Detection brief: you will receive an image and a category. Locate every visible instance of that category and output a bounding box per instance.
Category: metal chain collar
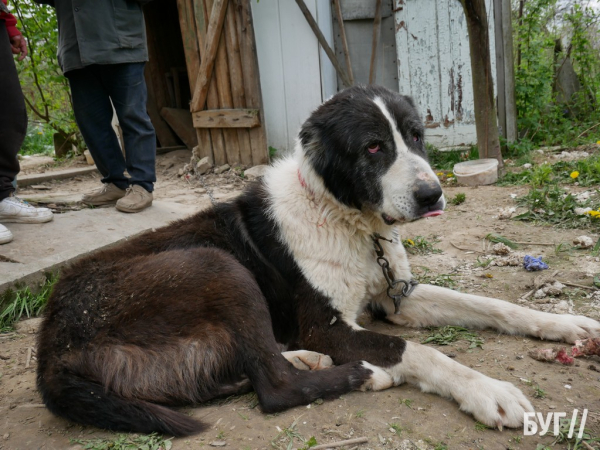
[195,171,219,207]
[371,233,418,314]
[196,169,417,314]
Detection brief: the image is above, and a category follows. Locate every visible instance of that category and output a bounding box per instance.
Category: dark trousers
[0,20,27,201]
[66,63,156,192]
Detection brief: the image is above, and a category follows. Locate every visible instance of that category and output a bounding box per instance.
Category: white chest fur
[265,156,412,325]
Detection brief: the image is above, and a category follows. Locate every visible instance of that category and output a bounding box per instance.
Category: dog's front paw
[282,350,334,371]
[535,314,600,343]
[457,376,533,429]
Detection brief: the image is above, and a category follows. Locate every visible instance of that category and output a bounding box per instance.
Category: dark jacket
[35,0,152,73]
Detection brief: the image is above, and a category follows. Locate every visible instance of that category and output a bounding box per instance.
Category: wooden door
[177,0,269,166]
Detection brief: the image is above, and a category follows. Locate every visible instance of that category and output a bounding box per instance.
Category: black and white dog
[37,85,600,436]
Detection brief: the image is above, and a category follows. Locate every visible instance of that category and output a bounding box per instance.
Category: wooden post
[369,0,382,85]
[332,0,354,85]
[459,0,503,168]
[294,0,352,88]
[494,0,516,144]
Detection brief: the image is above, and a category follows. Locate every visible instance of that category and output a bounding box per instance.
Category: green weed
[486,233,519,250]
[388,423,403,435]
[533,384,546,399]
[422,326,484,349]
[475,421,491,431]
[270,418,311,450]
[402,235,442,255]
[21,124,55,156]
[400,398,412,408]
[514,185,600,229]
[413,267,457,289]
[428,145,479,171]
[449,193,466,205]
[72,433,172,450]
[551,416,600,448]
[0,275,57,332]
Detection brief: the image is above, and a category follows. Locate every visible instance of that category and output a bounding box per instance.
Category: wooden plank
[177,0,213,160]
[160,107,199,149]
[146,71,179,147]
[190,0,229,113]
[194,0,226,165]
[193,109,260,128]
[294,0,352,88]
[224,3,253,166]
[235,0,269,165]
[206,0,240,164]
[368,0,383,85]
[333,0,354,86]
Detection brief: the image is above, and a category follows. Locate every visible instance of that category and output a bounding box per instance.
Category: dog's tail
[37,368,206,437]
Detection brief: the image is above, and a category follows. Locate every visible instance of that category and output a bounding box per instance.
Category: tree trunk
[459,0,503,168]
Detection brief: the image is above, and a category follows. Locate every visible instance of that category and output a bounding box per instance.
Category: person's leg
[0,20,26,202]
[0,21,52,235]
[103,62,156,193]
[66,66,129,191]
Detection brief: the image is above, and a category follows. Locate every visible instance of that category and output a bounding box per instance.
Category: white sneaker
[0,223,13,244]
[0,196,54,224]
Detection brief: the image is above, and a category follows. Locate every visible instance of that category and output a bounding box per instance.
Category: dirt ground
[1,151,599,450]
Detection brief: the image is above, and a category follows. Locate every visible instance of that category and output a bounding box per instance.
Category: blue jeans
[67,63,156,192]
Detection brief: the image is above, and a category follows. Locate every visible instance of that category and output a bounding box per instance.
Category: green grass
[0,275,57,332]
[449,193,466,205]
[422,326,484,349]
[500,153,600,187]
[550,416,600,449]
[402,235,442,255]
[21,124,55,156]
[413,267,457,288]
[514,185,600,229]
[72,433,172,450]
[270,418,314,450]
[428,144,479,171]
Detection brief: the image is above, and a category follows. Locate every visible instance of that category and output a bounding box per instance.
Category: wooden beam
[294,0,352,88]
[190,0,229,113]
[193,109,260,128]
[333,0,354,86]
[368,0,382,85]
[176,0,213,160]
[160,107,198,149]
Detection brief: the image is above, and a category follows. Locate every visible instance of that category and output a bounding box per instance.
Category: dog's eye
[368,144,380,154]
[413,134,420,142]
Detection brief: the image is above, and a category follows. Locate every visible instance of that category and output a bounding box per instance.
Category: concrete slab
[0,200,201,293]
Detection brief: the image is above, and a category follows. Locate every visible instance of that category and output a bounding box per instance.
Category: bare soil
[1,152,599,450]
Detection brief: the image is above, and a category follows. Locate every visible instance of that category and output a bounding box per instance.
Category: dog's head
[299,85,445,224]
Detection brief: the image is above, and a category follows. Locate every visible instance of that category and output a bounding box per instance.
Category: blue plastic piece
[523,255,549,271]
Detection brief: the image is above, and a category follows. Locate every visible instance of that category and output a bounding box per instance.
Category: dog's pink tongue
[422,210,444,218]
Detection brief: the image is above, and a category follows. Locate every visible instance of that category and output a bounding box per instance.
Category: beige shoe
[115,185,153,213]
[82,183,127,206]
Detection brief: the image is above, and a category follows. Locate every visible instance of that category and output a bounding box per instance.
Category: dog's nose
[413,179,443,207]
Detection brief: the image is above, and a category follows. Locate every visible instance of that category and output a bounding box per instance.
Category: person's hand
[10,34,28,61]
